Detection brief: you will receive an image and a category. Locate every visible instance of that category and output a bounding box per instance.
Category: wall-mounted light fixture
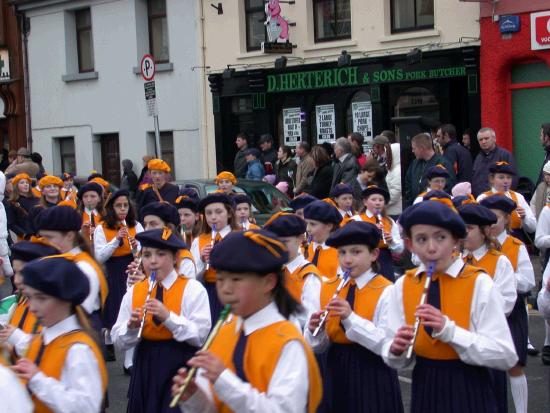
[211,3,223,14]
[338,50,351,67]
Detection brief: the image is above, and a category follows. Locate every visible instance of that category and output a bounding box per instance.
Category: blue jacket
[442,139,473,183]
[472,146,517,196]
[245,159,265,181]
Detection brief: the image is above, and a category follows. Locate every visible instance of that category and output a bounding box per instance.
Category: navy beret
[361,185,390,203]
[179,187,200,200]
[210,229,288,274]
[199,192,234,211]
[140,202,180,227]
[479,194,516,214]
[303,200,342,225]
[77,182,103,200]
[289,194,317,211]
[330,183,354,198]
[11,241,59,262]
[106,189,130,208]
[36,205,82,232]
[264,213,306,237]
[452,195,476,209]
[422,190,452,201]
[244,148,261,158]
[136,228,187,252]
[22,257,90,305]
[232,193,252,206]
[424,164,450,180]
[489,161,516,176]
[175,195,198,212]
[326,221,381,250]
[400,200,466,238]
[458,204,498,226]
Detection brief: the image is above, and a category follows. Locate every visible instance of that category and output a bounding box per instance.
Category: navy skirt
[102,254,133,329]
[488,369,508,413]
[412,356,497,413]
[127,339,198,413]
[323,343,403,413]
[377,248,395,282]
[204,281,223,324]
[508,293,528,366]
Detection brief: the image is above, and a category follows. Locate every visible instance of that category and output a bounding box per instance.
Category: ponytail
[272,270,300,319]
[74,305,101,346]
[481,225,501,252]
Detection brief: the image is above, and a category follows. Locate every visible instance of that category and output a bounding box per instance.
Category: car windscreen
[204,184,289,214]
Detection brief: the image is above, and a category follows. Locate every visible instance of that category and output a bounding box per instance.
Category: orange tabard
[102,224,137,257]
[209,317,322,413]
[131,276,188,340]
[403,265,481,360]
[321,275,391,344]
[10,296,41,334]
[306,244,339,279]
[284,263,322,304]
[483,191,521,229]
[357,213,392,249]
[501,236,522,271]
[25,330,108,413]
[463,249,501,278]
[176,248,196,277]
[73,251,109,308]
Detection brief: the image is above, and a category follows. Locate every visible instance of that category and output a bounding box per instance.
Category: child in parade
[303,200,342,279]
[60,172,78,204]
[77,182,105,243]
[191,193,238,322]
[353,185,403,282]
[0,171,13,278]
[139,159,179,207]
[306,221,403,413]
[6,173,39,241]
[481,195,536,413]
[233,194,259,230]
[94,189,143,361]
[13,256,108,413]
[476,161,536,243]
[413,164,450,204]
[534,201,550,365]
[289,193,317,220]
[330,183,355,222]
[264,212,323,330]
[383,201,518,413]
[28,175,64,235]
[171,229,322,413]
[215,171,237,194]
[111,228,211,413]
[175,195,201,246]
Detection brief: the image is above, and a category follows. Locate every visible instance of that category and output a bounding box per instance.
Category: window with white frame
[313,0,351,42]
[58,137,76,175]
[245,0,266,51]
[390,0,434,33]
[148,0,169,63]
[75,8,94,73]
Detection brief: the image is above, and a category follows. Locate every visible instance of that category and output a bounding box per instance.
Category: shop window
[390,0,434,33]
[75,8,94,73]
[245,0,266,51]
[313,0,351,42]
[346,91,372,148]
[58,137,76,175]
[395,86,439,120]
[148,0,169,63]
[160,132,174,172]
[232,96,253,114]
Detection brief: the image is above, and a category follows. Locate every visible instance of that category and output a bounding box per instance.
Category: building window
[75,8,94,72]
[245,0,266,51]
[160,132,174,172]
[148,0,169,63]
[313,0,351,42]
[59,137,76,175]
[390,0,434,33]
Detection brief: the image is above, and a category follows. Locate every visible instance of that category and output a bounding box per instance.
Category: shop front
[209,46,480,173]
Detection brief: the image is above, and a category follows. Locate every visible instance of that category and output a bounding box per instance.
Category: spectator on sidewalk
[348,132,367,168]
[233,132,249,179]
[259,133,277,172]
[531,160,550,219]
[537,123,550,185]
[4,148,39,179]
[436,123,473,183]
[120,159,138,197]
[331,137,359,188]
[274,145,297,185]
[308,145,333,199]
[244,148,265,181]
[294,141,315,195]
[137,155,153,186]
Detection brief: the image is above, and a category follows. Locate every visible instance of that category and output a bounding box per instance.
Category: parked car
[173,179,290,225]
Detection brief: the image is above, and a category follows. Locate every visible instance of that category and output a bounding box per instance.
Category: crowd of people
[0,123,548,413]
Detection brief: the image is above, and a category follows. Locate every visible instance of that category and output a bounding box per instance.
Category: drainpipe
[17,10,32,150]
[198,0,211,177]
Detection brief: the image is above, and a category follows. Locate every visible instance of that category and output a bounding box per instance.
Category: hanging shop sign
[283,107,302,147]
[352,101,373,142]
[531,11,550,50]
[316,104,336,144]
[267,65,467,93]
[262,0,293,54]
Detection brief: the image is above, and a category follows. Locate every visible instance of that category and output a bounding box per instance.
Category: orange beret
[215,171,237,185]
[58,199,78,209]
[12,173,31,186]
[147,158,171,173]
[38,175,64,190]
[90,177,110,190]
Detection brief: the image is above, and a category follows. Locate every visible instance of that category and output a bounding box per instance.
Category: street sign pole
[153,114,161,158]
[141,54,161,157]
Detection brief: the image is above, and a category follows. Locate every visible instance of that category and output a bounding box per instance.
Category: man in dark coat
[537,122,550,185]
[436,123,473,183]
[233,132,250,179]
[331,137,360,188]
[259,134,277,174]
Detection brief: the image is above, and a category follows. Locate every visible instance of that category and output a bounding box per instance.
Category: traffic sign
[140,54,156,81]
[144,81,158,116]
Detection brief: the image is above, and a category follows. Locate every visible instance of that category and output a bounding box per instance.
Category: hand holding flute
[204,224,217,270]
[375,209,387,245]
[136,271,157,339]
[311,269,351,337]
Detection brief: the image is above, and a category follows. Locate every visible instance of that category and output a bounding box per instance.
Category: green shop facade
[209,46,481,172]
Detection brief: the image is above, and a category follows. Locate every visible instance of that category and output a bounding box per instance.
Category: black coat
[331,154,360,188]
[234,149,248,179]
[308,163,334,199]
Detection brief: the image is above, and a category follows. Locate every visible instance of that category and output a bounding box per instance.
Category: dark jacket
[404,153,456,206]
[442,139,473,183]
[6,196,39,238]
[275,158,297,184]
[261,148,278,174]
[309,163,334,199]
[234,148,248,179]
[139,182,180,208]
[472,146,517,196]
[537,146,550,185]
[331,154,360,188]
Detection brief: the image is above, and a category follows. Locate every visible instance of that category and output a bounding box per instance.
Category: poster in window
[352,101,373,142]
[316,104,336,144]
[283,108,302,147]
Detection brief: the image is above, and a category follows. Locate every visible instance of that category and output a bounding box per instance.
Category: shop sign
[352,101,373,142]
[0,50,10,81]
[531,11,550,50]
[262,0,293,54]
[500,15,520,34]
[283,107,302,146]
[316,104,336,144]
[267,65,467,93]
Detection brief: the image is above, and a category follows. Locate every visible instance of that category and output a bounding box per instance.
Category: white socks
[510,374,528,413]
[124,347,134,369]
[545,322,550,346]
[104,329,113,345]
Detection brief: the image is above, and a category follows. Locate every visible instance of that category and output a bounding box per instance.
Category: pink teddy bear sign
[265,0,290,43]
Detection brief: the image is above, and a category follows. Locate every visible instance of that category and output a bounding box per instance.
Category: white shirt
[27,315,104,413]
[477,189,537,233]
[179,256,197,279]
[535,205,550,251]
[462,245,517,316]
[93,222,144,264]
[351,210,404,253]
[538,261,550,319]
[304,268,392,356]
[180,302,310,413]
[0,365,33,413]
[496,231,536,294]
[70,247,101,314]
[284,254,321,331]
[190,225,232,280]
[381,258,518,371]
[111,269,211,349]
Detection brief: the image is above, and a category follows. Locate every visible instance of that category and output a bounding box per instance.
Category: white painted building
[15,0,207,184]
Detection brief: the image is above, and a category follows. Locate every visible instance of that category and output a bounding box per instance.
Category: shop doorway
[100,133,121,186]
